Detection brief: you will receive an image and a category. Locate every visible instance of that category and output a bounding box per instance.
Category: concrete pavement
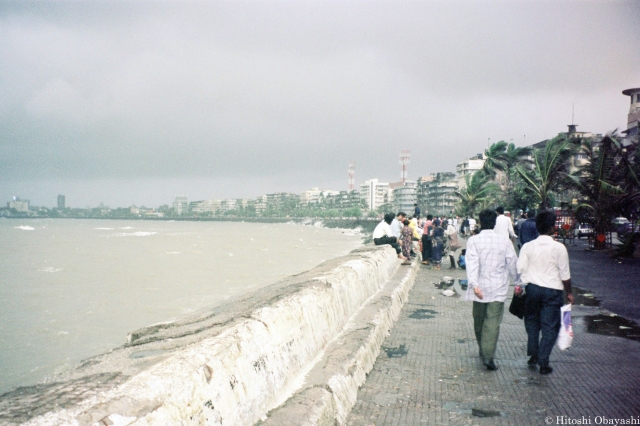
[346,252,640,425]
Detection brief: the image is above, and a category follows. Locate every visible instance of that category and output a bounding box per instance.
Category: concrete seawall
[4,246,417,426]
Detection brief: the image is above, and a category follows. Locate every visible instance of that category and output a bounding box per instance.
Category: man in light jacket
[465,209,521,371]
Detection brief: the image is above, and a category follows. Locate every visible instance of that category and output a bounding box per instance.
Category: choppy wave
[41,267,63,273]
[94,227,114,230]
[14,226,35,231]
[114,232,157,237]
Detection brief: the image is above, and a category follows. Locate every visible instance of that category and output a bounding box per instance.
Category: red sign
[563,224,571,231]
[596,234,606,243]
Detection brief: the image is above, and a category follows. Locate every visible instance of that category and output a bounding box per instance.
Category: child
[458,249,466,270]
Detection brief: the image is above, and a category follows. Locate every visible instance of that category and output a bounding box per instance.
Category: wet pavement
[346,245,640,425]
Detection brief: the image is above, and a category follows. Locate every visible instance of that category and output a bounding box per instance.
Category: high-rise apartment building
[360,179,389,211]
[426,173,458,216]
[393,181,417,214]
[57,195,65,210]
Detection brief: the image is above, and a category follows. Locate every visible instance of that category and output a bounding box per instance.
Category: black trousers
[524,284,564,368]
[374,236,401,254]
[421,235,432,261]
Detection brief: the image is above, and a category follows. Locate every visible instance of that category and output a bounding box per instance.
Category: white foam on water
[94,227,114,230]
[41,267,62,273]
[114,232,157,237]
[119,226,134,229]
[165,252,181,254]
[14,226,35,231]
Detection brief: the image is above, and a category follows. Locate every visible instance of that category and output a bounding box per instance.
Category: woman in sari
[401,219,413,264]
[431,219,444,270]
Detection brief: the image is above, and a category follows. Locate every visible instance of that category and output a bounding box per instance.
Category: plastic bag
[556,304,573,350]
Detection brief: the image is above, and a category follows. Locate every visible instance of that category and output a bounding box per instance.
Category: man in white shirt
[516,210,573,375]
[468,217,476,233]
[494,206,516,239]
[464,209,521,371]
[373,213,406,260]
[390,212,406,239]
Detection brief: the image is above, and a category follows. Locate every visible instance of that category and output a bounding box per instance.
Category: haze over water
[0,219,363,394]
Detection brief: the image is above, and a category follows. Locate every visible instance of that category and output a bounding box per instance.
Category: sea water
[0,219,363,394]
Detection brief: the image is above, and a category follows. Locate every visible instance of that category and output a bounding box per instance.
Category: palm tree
[481,141,508,179]
[515,134,580,210]
[567,134,640,250]
[454,172,500,217]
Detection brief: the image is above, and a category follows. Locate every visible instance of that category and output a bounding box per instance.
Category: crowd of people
[372,204,573,376]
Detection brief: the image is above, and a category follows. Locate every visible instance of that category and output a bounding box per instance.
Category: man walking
[465,209,520,371]
[519,210,539,247]
[494,206,517,240]
[517,210,573,375]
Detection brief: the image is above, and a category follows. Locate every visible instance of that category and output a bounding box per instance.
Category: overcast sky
[1,0,638,208]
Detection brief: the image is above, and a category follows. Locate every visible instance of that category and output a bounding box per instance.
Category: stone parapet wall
[18,246,404,426]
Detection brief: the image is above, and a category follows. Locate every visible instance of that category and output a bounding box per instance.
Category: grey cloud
[1,0,638,206]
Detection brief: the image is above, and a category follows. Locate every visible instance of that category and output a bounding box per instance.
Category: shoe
[539,366,553,375]
[527,355,537,365]
[401,260,412,265]
[483,361,498,371]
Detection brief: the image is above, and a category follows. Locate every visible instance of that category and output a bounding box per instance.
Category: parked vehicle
[612,217,630,226]
[576,223,594,239]
[618,221,639,235]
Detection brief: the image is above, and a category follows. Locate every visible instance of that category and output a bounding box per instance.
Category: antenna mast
[348,162,356,191]
[399,150,411,183]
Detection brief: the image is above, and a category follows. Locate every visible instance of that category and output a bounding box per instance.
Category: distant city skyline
[1,1,638,207]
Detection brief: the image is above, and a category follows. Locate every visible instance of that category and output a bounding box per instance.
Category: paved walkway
[346,255,640,425]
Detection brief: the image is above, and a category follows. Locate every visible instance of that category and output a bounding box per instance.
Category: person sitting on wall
[373,213,406,260]
[390,212,406,239]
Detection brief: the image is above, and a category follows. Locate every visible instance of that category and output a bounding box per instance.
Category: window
[637,94,640,103]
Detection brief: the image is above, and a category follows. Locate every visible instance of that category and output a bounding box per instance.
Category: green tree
[454,172,500,217]
[567,134,640,250]
[515,134,580,210]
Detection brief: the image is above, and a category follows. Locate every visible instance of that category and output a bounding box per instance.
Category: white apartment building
[8,198,29,212]
[172,196,189,215]
[255,195,268,214]
[300,188,323,205]
[221,199,237,211]
[191,199,222,214]
[456,154,485,189]
[360,179,389,211]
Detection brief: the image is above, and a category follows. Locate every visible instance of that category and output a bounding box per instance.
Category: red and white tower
[399,150,411,183]
[348,162,356,191]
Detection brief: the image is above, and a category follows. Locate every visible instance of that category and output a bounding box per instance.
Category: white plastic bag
[557,304,573,350]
